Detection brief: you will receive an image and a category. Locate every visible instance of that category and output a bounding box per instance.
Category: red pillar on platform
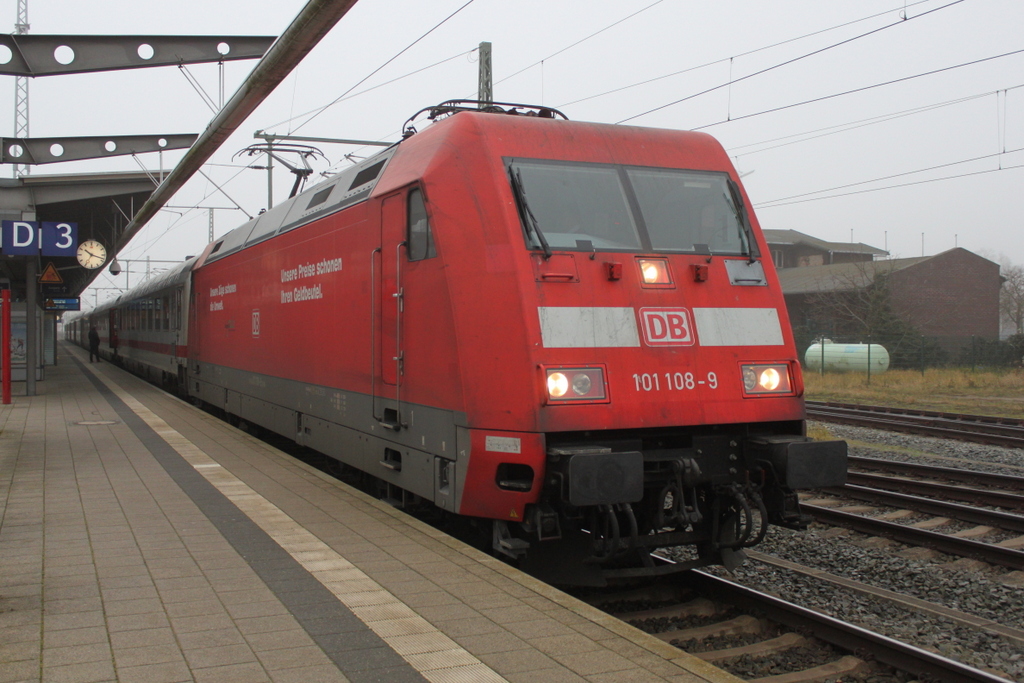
[2,288,10,405]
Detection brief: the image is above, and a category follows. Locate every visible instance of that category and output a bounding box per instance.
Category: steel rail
[802,504,1024,570]
[103,0,362,267]
[808,401,1024,427]
[849,455,1024,492]
[685,570,1010,683]
[845,470,1024,512]
[806,402,1024,449]
[820,483,1024,532]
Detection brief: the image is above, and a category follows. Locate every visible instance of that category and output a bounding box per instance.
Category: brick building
[776,248,1003,356]
[762,229,888,269]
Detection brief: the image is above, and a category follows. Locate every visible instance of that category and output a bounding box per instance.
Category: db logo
[639,308,695,346]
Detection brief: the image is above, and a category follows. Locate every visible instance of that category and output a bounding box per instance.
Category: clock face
[77,240,107,269]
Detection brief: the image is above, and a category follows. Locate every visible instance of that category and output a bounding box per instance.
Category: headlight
[743,366,757,391]
[572,373,592,395]
[637,258,672,285]
[740,363,793,396]
[547,372,570,398]
[544,366,608,403]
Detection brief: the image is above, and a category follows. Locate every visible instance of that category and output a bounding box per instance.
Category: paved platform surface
[0,344,741,683]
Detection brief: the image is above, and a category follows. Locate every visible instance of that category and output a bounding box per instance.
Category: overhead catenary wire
[129,157,264,256]
[287,48,480,175]
[693,47,1024,132]
[727,81,1024,163]
[556,0,938,110]
[756,149,1024,208]
[616,0,965,124]
[263,48,476,134]
[196,169,253,220]
[285,0,478,136]
[492,0,667,89]
[727,91,999,157]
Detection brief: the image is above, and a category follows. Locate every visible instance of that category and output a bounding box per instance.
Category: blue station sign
[44,298,81,311]
[1,221,78,256]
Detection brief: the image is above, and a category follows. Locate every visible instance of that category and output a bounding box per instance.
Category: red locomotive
[68,101,846,584]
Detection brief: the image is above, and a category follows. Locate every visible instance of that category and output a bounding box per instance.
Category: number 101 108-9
[632,372,718,392]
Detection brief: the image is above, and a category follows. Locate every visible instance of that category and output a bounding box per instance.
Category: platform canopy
[0,170,170,300]
[1,0,362,306]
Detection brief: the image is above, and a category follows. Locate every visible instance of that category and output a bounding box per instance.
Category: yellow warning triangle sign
[39,262,63,284]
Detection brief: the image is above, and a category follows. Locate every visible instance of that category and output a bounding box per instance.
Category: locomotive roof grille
[204,148,396,264]
[305,185,335,210]
[348,159,387,190]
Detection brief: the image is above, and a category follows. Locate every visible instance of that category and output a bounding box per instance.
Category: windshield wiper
[509,166,551,260]
[725,179,756,263]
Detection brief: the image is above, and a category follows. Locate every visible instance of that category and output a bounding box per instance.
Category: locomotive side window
[407,189,436,261]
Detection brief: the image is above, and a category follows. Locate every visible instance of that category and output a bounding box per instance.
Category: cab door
[376,193,406,427]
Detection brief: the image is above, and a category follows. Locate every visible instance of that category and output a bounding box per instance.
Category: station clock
[76,240,107,269]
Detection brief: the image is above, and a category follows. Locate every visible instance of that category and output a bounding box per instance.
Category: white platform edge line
[83,363,508,683]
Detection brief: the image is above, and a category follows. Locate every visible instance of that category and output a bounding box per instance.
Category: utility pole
[266,138,274,209]
[13,0,30,177]
[478,42,492,107]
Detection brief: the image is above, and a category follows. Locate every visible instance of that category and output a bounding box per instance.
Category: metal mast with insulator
[477,41,491,108]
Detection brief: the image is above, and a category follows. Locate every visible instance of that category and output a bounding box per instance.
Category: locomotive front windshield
[508,159,756,257]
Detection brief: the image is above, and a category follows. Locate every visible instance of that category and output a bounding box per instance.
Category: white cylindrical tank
[804,343,890,373]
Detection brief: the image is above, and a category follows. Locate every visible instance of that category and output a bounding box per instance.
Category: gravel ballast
[679,423,1024,679]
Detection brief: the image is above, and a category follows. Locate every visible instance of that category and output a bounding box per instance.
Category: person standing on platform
[88,325,101,363]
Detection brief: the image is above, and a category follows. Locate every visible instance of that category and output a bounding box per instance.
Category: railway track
[845,470,1024,511]
[801,503,1024,570]
[849,455,1024,492]
[689,570,1014,683]
[799,453,1024,569]
[590,568,1014,682]
[821,483,1024,531]
[806,401,1024,449]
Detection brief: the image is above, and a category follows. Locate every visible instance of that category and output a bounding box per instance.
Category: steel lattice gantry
[0,35,276,76]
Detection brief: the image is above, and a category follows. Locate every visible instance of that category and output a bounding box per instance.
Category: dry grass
[803,367,1024,418]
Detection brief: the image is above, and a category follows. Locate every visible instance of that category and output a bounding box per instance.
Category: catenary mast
[13,0,29,177]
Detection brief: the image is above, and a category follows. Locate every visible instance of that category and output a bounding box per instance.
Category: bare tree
[803,261,926,335]
[800,261,930,366]
[1001,264,1024,335]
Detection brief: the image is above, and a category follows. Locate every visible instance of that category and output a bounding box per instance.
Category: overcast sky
[2,0,1023,302]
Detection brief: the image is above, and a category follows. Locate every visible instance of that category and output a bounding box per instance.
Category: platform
[0,343,740,683]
